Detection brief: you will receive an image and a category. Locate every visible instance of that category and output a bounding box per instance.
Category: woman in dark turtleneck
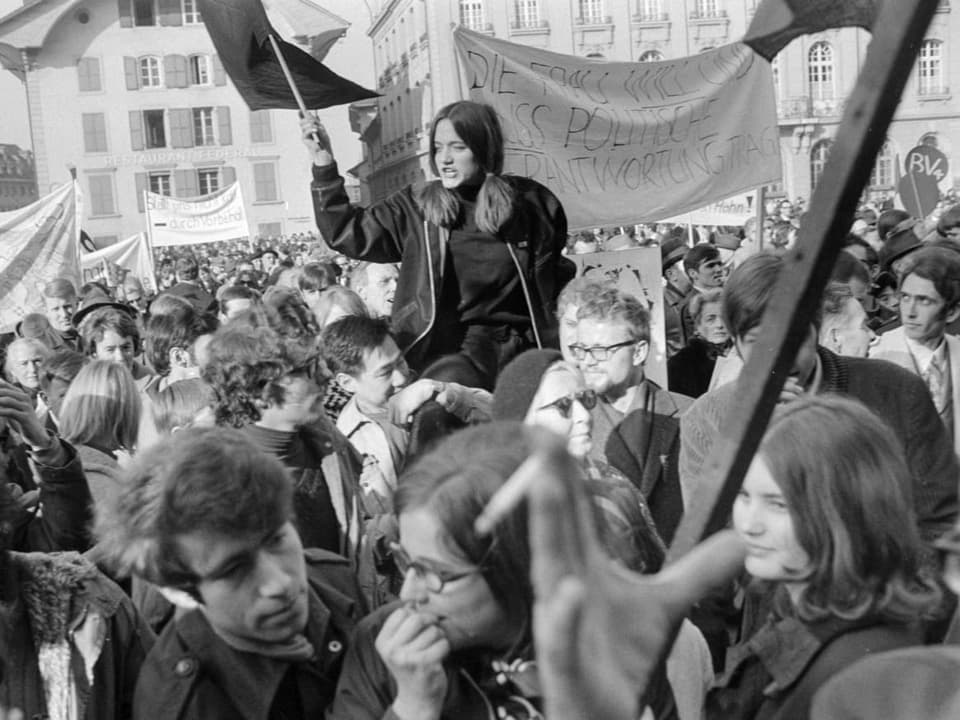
[667,289,732,398]
[304,101,574,390]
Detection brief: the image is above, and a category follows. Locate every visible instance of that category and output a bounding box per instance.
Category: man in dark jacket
[95,427,365,720]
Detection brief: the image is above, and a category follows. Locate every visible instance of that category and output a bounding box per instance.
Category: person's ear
[632,340,649,367]
[337,372,358,394]
[158,585,201,611]
[946,303,960,325]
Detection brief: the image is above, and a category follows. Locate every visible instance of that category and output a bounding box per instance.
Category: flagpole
[267,33,327,149]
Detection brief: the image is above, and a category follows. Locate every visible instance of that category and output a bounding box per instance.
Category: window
[637,0,663,21]
[250,110,273,143]
[193,107,216,146]
[869,141,894,188]
[459,0,485,30]
[918,39,944,95]
[808,42,834,100]
[810,140,832,189]
[197,168,220,195]
[695,0,719,17]
[639,50,664,62]
[88,174,115,216]
[77,57,101,92]
[579,0,604,23]
[144,109,166,148]
[182,0,201,24]
[149,171,172,196]
[189,55,209,85]
[133,0,156,26]
[252,161,279,202]
[258,222,282,238]
[139,56,162,88]
[515,0,539,27]
[82,113,108,153]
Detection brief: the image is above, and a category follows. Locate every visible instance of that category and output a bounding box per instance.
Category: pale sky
[0,0,374,167]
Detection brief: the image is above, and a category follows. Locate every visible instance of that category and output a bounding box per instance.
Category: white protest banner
[147,182,249,247]
[0,181,81,332]
[662,191,757,226]
[569,247,667,387]
[454,28,782,231]
[81,233,158,295]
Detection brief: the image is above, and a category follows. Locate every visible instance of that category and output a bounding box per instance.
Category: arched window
[460,0,485,30]
[695,0,719,18]
[810,139,832,189]
[808,42,834,100]
[638,0,663,21]
[918,39,944,95]
[138,56,161,88]
[869,141,894,188]
[639,50,664,62]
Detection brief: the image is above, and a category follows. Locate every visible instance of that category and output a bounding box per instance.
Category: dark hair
[576,283,651,344]
[759,395,942,623]
[262,286,320,341]
[683,243,720,276]
[722,253,821,339]
[175,255,199,281]
[202,325,316,427]
[899,246,960,313]
[877,209,912,242]
[299,262,340,294]
[40,348,86,386]
[95,427,292,588]
[842,235,879,267]
[79,307,141,355]
[144,304,218,376]
[322,315,394,377]
[420,101,516,234]
[938,203,960,234]
[831,251,871,286]
[396,421,535,648]
[872,270,898,295]
[218,283,262,308]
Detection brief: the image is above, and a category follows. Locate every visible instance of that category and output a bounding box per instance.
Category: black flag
[198,0,378,111]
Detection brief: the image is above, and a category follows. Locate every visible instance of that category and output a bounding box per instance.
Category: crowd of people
[2,99,960,719]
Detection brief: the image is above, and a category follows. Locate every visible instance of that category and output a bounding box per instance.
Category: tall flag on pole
[197,0,378,111]
[744,0,880,61]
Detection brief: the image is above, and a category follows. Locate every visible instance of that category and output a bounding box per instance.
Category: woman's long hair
[419,101,516,234]
[759,394,942,623]
[396,421,534,654]
[59,359,141,452]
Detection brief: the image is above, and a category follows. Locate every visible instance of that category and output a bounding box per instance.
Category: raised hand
[0,380,52,451]
[483,430,746,720]
[299,112,334,167]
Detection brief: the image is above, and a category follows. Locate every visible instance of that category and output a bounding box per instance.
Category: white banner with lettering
[146,182,249,247]
[0,181,81,332]
[81,232,158,295]
[454,28,781,231]
[662,191,757,226]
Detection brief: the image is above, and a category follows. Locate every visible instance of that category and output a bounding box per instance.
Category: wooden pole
[267,33,308,115]
[667,0,940,560]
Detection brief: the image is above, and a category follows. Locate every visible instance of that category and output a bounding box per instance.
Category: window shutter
[129,111,144,151]
[221,166,236,186]
[118,0,132,28]
[163,55,187,88]
[158,0,183,26]
[78,58,102,92]
[174,169,198,198]
[124,56,139,90]
[135,172,148,212]
[217,106,232,145]
[212,55,226,86]
[169,109,194,148]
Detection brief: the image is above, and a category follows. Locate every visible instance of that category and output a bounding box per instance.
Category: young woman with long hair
[708,394,943,719]
[302,101,574,390]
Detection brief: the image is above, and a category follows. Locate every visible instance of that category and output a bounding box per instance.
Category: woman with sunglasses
[328,421,679,720]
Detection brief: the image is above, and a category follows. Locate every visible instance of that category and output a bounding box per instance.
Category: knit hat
[660,236,687,271]
[492,349,563,421]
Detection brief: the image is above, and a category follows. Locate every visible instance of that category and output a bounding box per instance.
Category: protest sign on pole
[146,182,250,247]
[81,232,158,295]
[568,247,667,387]
[0,181,81,333]
[454,28,782,231]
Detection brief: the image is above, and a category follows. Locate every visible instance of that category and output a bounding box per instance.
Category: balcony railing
[633,12,669,22]
[575,15,613,25]
[777,96,844,120]
[689,8,728,19]
[511,18,549,30]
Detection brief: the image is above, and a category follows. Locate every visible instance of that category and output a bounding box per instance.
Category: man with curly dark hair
[201,324,365,559]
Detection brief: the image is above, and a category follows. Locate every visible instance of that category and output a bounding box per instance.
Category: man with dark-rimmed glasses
[571,282,693,542]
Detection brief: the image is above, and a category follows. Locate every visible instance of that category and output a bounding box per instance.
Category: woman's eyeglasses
[537,389,598,418]
[389,542,484,593]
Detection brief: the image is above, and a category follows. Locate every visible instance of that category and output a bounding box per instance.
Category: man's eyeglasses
[538,389,598,418]
[568,340,636,362]
[389,542,485,593]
